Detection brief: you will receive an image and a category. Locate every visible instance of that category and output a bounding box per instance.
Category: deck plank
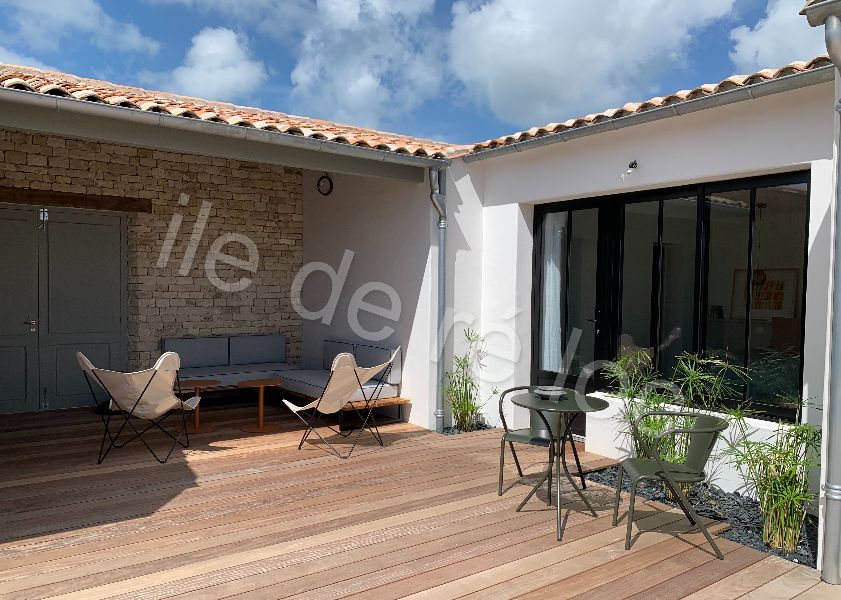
[0,405,822,600]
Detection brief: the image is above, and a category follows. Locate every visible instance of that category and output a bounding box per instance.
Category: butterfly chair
[497,386,588,498]
[612,410,729,559]
[283,348,399,459]
[77,351,200,464]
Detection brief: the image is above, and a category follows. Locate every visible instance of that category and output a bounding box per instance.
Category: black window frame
[531,170,810,422]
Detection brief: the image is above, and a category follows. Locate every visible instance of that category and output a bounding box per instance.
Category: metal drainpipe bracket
[826,482,841,501]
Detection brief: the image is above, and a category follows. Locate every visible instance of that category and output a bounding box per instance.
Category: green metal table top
[510,391,609,414]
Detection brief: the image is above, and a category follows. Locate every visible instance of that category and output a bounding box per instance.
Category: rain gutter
[0,86,450,171]
[462,65,834,163]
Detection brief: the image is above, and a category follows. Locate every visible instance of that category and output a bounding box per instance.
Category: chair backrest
[316,348,399,415]
[90,352,182,420]
[684,413,729,475]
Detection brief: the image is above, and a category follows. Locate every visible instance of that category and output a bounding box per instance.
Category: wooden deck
[0,403,833,599]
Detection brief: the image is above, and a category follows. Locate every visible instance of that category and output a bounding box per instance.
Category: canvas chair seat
[284,348,399,459]
[77,351,199,464]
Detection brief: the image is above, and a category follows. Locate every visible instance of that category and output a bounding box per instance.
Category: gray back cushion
[355,343,401,385]
[162,336,229,368]
[230,334,286,365]
[323,340,354,370]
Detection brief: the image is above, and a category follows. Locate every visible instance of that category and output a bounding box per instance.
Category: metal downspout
[429,167,447,433]
[823,14,841,585]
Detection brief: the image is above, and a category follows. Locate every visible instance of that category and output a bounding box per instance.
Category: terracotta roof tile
[0,64,460,160]
[0,56,833,161]
[464,56,832,156]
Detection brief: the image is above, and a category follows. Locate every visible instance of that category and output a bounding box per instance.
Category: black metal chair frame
[292,362,394,460]
[612,410,727,559]
[497,386,588,498]
[82,368,192,464]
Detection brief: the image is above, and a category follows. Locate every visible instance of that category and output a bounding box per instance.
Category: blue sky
[0,0,827,145]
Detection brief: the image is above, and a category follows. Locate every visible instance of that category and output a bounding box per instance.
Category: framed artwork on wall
[731,268,799,319]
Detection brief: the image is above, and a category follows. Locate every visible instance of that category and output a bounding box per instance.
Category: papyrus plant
[444,329,495,432]
[728,416,821,551]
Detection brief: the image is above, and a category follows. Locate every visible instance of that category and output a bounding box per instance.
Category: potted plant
[728,415,821,552]
[604,350,748,500]
[443,329,496,432]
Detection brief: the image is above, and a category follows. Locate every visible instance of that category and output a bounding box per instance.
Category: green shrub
[444,329,495,431]
[728,416,820,551]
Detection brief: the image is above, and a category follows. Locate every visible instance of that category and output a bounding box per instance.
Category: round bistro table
[510,390,609,540]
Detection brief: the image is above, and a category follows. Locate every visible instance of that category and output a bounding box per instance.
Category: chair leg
[498,437,506,496]
[626,478,639,550]
[665,475,724,560]
[568,435,586,490]
[546,441,553,506]
[664,479,696,526]
[508,442,524,477]
[613,463,624,526]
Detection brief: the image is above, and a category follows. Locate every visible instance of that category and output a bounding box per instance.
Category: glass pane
[619,202,658,360]
[705,189,751,397]
[539,212,567,372]
[748,183,807,409]
[567,209,599,377]
[659,197,698,376]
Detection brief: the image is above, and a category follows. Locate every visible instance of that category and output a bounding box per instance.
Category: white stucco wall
[459,79,836,565]
[300,170,438,429]
[464,81,835,430]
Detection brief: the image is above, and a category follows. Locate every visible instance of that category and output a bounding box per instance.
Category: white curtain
[541,212,566,373]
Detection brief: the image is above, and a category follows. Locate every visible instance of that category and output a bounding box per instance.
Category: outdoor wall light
[620,160,638,181]
[317,173,334,196]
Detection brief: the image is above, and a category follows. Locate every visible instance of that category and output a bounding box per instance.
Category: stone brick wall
[0,128,303,368]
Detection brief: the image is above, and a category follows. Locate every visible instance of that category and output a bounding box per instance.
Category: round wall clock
[317,174,333,196]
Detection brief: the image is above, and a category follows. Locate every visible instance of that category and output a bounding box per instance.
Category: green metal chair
[612,410,728,559]
[497,386,587,499]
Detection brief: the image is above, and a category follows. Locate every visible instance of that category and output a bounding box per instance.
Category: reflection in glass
[659,197,697,376]
[539,212,567,373]
[748,184,807,409]
[705,189,750,398]
[567,209,599,376]
[620,202,658,361]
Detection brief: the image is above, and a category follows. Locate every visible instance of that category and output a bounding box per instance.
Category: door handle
[23,320,36,332]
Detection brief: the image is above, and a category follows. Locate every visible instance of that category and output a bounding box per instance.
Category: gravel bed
[585,465,818,567]
[442,422,492,435]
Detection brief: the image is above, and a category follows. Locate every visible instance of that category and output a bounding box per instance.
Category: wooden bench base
[341,397,411,411]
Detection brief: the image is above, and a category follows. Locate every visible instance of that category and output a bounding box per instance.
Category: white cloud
[0,0,160,54]
[448,0,739,128]
[148,0,441,129]
[138,27,268,103]
[148,0,315,41]
[0,45,53,69]
[287,0,442,129]
[730,0,825,73]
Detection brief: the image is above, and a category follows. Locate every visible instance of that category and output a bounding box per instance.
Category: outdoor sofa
[161,334,407,417]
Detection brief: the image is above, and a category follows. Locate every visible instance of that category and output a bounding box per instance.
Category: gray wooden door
[0,204,127,413]
[0,206,40,413]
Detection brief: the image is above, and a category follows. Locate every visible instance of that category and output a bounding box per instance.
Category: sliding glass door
[532,171,809,424]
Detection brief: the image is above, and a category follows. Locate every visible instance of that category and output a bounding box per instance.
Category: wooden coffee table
[178,379,221,433]
[237,378,285,433]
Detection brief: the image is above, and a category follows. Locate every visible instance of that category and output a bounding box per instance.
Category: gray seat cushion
[230,335,286,365]
[323,340,354,370]
[281,369,399,401]
[179,362,297,379]
[163,336,228,368]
